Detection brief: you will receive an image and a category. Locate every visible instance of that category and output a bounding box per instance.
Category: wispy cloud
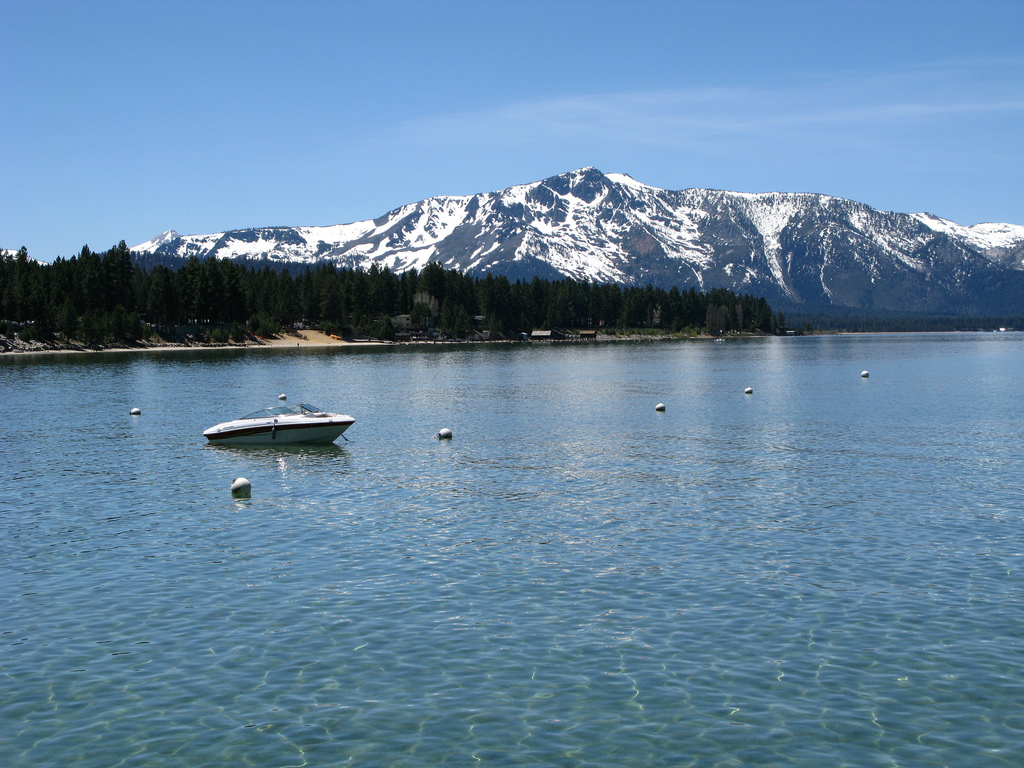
[394,58,1024,151]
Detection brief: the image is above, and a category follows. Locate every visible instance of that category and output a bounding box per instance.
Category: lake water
[2,334,1024,767]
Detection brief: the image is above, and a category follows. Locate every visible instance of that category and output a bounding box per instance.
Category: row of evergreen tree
[1,242,781,343]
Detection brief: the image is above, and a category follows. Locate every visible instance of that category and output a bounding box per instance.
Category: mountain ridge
[133,168,1024,314]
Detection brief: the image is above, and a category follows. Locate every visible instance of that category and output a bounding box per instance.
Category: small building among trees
[530,329,565,341]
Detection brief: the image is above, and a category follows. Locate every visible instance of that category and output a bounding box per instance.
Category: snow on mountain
[913,213,1024,266]
[132,168,1024,314]
[133,229,180,252]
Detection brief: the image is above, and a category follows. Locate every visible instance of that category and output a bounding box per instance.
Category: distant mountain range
[133,168,1024,315]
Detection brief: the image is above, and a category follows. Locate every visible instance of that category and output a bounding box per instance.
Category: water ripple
[3,336,1024,766]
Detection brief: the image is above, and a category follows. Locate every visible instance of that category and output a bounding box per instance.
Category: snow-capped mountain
[133,168,1024,313]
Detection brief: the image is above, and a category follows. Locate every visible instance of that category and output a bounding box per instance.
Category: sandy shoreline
[261,330,393,348]
[0,329,749,356]
[0,329,393,356]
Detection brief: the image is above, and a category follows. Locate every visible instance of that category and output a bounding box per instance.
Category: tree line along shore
[0,241,782,349]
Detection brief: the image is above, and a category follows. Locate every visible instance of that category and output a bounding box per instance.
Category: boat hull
[204,417,354,445]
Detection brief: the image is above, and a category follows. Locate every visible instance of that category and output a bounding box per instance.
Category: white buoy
[861,371,869,378]
[744,387,754,395]
[437,428,453,440]
[231,477,252,496]
[655,403,666,412]
[278,393,287,401]
[130,407,141,415]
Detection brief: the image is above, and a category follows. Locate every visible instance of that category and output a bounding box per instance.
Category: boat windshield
[238,405,300,420]
[237,404,326,420]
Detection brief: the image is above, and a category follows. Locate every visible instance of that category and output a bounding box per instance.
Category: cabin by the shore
[530,329,566,341]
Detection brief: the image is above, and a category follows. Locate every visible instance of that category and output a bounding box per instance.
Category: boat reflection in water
[203,403,355,445]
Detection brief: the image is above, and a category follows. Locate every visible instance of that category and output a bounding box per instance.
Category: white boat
[203,403,355,445]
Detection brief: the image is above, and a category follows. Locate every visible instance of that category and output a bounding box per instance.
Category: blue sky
[3,0,1023,261]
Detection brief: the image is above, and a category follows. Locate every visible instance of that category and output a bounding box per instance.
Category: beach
[0,329,391,356]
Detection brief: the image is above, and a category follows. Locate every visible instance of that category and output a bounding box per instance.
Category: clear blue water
[2,334,1024,767]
